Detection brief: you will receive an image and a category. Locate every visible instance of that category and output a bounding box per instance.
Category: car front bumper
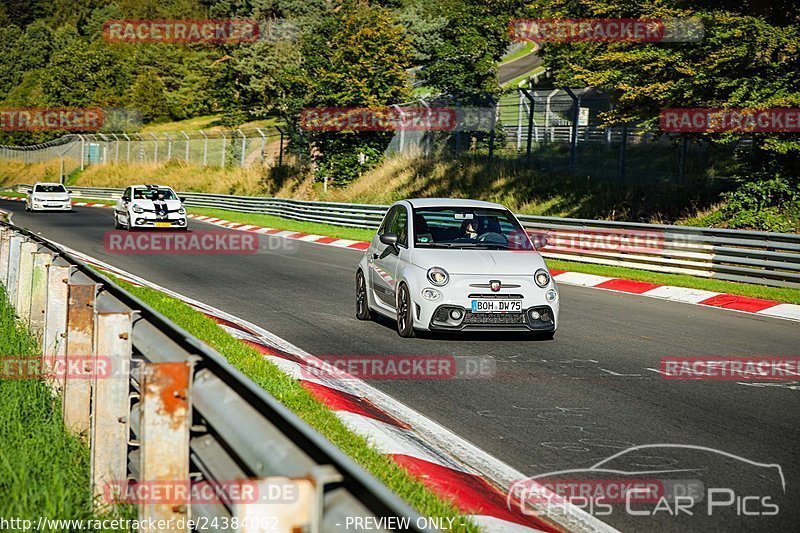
[130,215,188,229]
[412,275,559,332]
[32,201,72,211]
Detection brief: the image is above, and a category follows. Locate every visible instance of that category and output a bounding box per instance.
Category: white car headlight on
[427,267,449,286]
[132,205,144,214]
[421,288,441,301]
[535,268,551,288]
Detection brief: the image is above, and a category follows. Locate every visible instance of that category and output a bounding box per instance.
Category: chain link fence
[0,89,750,184]
[0,128,288,181]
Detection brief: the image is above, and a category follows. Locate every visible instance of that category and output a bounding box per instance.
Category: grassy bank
[0,290,128,527]
[112,278,477,531]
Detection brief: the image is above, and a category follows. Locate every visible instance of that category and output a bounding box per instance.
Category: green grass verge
[187,207,376,241]
[109,277,478,531]
[501,65,546,88]
[499,43,535,65]
[0,290,131,528]
[185,208,800,304]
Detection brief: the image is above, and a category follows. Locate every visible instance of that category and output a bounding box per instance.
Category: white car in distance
[356,198,559,338]
[114,184,188,231]
[26,182,73,212]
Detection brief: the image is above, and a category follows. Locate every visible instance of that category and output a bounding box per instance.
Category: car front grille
[463,312,526,325]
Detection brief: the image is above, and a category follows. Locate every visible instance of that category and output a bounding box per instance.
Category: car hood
[131,200,183,210]
[32,192,69,199]
[410,247,547,276]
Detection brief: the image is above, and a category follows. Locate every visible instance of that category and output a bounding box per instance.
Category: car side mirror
[180,197,186,203]
[530,233,549,250]
[380,232,399,255]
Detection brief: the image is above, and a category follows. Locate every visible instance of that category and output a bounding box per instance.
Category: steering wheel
[476,232,508,245]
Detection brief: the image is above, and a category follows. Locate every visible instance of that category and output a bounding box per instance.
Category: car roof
[33,182,65,187]
[129,184,176,191]
[400,198,508,210]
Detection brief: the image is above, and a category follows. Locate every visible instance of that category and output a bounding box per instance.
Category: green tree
[531,0,800,179]
[128,72,171,123]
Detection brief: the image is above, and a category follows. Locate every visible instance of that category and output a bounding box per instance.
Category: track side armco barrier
[0,220,429,532]
[11,184,800,289]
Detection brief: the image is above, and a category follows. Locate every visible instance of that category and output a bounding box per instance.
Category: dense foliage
[531,0,800,229]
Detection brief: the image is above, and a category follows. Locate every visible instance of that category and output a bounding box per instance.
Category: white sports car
[356,199,559,337]
[26,182,73,212]
[114,184,188,231]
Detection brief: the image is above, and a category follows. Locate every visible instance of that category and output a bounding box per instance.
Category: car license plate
[471,299,522,313]
[155,222,171,228]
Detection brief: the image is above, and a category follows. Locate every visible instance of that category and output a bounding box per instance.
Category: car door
[371,205,409,309]
[117,187,131,222]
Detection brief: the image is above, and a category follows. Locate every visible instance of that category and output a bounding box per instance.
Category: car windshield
[134,188,177,201]
[413,207,532,250]
[34,185,66,193]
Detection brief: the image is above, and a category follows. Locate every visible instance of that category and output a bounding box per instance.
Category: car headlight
[535,268,551,288]
[178,207,186,215]
[427,267,449,286]
[546,289,558,302]
[132,205,144,214]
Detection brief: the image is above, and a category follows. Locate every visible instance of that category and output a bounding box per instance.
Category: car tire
[355,270,372,321]
[396,283,415,338]
[114,213,122,230]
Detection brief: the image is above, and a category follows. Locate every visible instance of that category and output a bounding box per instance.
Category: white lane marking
[552,272,613,287]
[641,285,721,303]
[757,303,800,321]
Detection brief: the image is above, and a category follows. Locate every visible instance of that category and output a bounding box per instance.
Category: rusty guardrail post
[139,361,192,530]
[63,283,99,440]
[43,261,72,395]
[28,251,52,341]
[15,240,38,322]
[91,311,134,505]
[6,234,23,299]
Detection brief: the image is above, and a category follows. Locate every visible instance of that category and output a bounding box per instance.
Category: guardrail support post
[44,262,72,395]
[16,240,38,323]
[28,251,51,341]
[139,361,191,530]
[0,228,12,287]
[91,311,133,504]
[63,283,98,440]
[6,234,23,300]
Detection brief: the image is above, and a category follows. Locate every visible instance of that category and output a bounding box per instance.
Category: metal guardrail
[0,219,427,532]
[11,184,800,288]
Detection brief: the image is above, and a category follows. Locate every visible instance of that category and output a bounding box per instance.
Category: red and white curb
[2,195,798,322]
[40,238,613,533]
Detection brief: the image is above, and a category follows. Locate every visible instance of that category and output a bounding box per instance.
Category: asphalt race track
[4,200,798,532]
